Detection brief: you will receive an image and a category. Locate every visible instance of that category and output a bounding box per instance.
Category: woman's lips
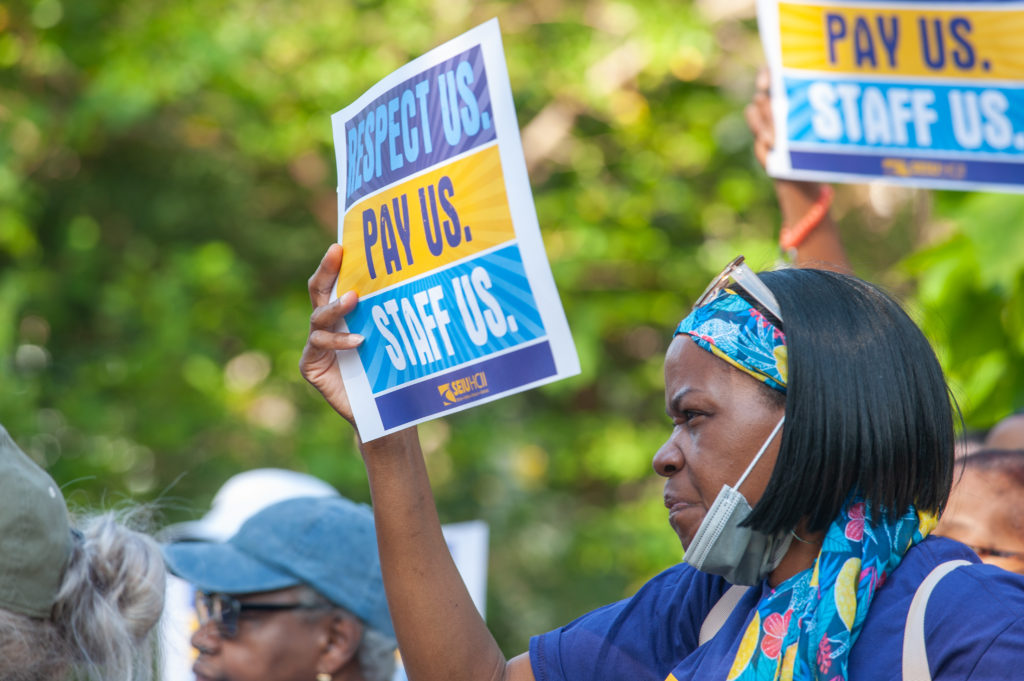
[663,493,704,532]
[664,495,702,542]
[665,495,696,514]
[666,499,698,523]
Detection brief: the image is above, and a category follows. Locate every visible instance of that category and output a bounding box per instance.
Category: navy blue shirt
[530,537,1024,680]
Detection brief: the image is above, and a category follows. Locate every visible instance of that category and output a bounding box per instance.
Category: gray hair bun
[0,512,165,681]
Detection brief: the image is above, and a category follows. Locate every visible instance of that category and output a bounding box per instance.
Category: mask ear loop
[734,416,785,493]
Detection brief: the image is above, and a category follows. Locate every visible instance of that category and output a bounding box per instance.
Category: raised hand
[743,68,850,272]
[300,244,365,427]
[745,68,775,169]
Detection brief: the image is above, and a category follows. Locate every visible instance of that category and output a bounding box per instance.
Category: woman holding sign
[302,244,1024,680]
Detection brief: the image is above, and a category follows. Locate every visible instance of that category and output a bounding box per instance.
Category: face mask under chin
[683,484,794,585]
[682,416,792,586]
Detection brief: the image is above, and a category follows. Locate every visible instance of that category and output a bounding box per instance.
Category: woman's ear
[317,614,364,677]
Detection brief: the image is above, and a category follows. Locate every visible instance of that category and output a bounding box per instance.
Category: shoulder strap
[699,584,751,646]
[902,559,972,681]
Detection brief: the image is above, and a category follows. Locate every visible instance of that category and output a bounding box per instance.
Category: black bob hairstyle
[738,268,957,535]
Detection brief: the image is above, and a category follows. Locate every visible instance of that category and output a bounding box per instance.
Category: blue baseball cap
[163,495,393,638]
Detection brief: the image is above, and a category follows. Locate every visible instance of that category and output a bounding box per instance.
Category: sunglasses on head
[694,256,784,326]
[195,591,326,639]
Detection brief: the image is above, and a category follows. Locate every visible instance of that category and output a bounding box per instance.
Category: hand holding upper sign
[300,242,534,681]
[745,69,851,273]
[300,244,365,429]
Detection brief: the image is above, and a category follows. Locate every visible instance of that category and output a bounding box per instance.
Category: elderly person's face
[653,335,786,550]
[190,586,360,681]
[935,467,1024,575]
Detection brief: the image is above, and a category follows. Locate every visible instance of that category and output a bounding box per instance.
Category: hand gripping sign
[759,0,1024,192]
[330,19,579,441]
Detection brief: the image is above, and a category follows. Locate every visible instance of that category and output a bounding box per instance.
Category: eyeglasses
[694,256,784,325]
[966,544,1024,562]
[196,591,326,639]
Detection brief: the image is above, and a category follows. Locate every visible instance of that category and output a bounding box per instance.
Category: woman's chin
[669,509,703,550]
[669,519,697,551]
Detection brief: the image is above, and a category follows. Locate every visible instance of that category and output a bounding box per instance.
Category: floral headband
[675,288,787,393]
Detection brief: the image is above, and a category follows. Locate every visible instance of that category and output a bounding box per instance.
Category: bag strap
[698,584,751,646]
[902,559,971,681]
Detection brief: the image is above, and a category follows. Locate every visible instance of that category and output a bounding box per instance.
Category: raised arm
[745,70,851,274]
[300,244,535,681]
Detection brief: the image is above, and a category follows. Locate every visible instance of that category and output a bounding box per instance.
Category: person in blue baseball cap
[163,495,396,681]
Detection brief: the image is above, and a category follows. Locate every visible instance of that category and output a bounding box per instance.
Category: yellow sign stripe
[337,144,516,297]
[778,3,1024,79]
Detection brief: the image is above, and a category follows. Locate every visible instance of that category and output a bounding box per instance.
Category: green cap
[0,425,73,619]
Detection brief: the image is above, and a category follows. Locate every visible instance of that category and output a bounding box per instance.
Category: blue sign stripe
[347,244,546,394]
[375,341,556,429]
[786,77,1024,156]
[790,150,1024,184]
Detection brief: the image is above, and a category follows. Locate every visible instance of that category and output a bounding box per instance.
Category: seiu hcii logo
[437,371,489,406]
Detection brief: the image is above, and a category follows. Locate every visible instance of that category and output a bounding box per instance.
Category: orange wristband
[779,185,834,255]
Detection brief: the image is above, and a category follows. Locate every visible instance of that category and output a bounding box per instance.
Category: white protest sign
[759,0,1024,192]
[330,19,579,441]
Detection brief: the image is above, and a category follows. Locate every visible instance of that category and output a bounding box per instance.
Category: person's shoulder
[926,542,1024,615]
[903,536,1024,602]
[887,536,1024,610]
[855,536,1024,678]
[915,539,1024,677]
[636,561,729,606]
[646,561,715,587]
[529,563,730,681]
[863,536,1005,634]
[901,535,977,571]
[566,562,729,633]
[881,535,974,588]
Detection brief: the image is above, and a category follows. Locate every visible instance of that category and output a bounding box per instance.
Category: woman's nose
[652,436,683,477]
[191,619,222,655]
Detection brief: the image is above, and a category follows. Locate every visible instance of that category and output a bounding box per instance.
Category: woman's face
[653,335,786,549]
[190,587,335,681]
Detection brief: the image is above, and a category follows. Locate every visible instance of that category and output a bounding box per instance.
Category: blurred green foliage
[2,0,1023,658]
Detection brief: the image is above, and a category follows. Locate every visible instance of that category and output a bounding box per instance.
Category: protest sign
[330,19,579,441]
[758,0,1024,192]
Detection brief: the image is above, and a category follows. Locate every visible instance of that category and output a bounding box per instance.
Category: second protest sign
[330,19,579,441]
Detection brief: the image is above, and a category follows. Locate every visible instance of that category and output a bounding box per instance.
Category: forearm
[360,428,511,681]
[302,244,523,681]
[775,180,850,274]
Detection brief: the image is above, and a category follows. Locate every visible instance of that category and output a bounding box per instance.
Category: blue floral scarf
[725,500,937,681]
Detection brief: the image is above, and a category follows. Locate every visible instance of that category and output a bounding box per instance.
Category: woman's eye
[675,410,701,424]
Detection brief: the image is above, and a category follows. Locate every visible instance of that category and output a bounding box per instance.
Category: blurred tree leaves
[2,0,1024,658]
